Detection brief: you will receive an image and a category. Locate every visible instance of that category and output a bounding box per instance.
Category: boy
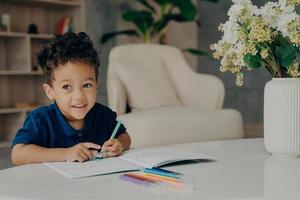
[11,32,131,165]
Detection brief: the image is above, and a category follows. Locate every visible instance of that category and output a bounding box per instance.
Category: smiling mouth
[72,104,87,108]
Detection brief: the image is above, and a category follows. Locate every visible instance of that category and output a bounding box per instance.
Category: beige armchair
[107,44,244,147]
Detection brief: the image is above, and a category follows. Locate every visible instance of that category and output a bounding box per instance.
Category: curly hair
[37,32,100,85]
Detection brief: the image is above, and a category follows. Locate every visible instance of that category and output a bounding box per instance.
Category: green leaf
[244,53,263,68]
[184,48,209,56]
[134,0,156,13]
[122,11,154,34]
[154,0,170,6]
[100,30,139,44]
[275,33,290,46]
[153,14,185,34]
[198,0,219,3]
[275,44,298,68]
[172,0,197,21]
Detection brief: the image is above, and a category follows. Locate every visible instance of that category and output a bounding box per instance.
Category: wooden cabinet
[0,0,85,147]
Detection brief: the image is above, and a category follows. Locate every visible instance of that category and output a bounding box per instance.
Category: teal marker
[142,168,181,178]
[96,121,122,159]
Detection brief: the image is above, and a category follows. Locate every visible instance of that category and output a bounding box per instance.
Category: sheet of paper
[120,148,213,168]
[45,148,213,178]
[44,157,140,178]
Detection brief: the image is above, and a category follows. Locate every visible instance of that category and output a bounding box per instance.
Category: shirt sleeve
[108,111,126,138]
[12,113,42,147]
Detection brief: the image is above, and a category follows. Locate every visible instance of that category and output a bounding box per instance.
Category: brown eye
[83,83,93,88]
[62,85,71,90]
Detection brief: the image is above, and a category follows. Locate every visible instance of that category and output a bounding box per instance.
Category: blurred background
[89,0,271,138]
[0,0,272,169]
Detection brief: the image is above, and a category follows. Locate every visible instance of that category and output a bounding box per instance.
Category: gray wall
[86,0,271,137]
[85,0,119,105]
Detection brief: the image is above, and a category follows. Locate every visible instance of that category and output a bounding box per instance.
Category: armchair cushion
[118,107,244,147]
[116,57,181,112]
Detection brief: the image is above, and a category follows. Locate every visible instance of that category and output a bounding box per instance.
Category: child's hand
[101,139,123,158]
[65,142,101,162]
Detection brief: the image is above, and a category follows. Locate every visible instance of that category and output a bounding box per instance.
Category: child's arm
[101,132,131,158]
[11,142,101,165]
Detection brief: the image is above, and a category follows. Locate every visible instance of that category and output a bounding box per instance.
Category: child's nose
[73,88,85,99]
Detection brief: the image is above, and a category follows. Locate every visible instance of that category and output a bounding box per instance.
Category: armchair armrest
[107,76,127,116]
[176,72,225,110]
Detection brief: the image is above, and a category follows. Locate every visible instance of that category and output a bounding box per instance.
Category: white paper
[120,148,213,168]
[45,157,140,178]
[44,148,213,178]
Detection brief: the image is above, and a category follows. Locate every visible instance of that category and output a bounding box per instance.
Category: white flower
[228,0,258,24]
[277,11,299,37]
[279,0,300,7]
[232,0,252,5]
[222,20,240,44]
[279,0,288,7]
[236,72,244,86]
[211,0,300,86]
[258,2,281,28]
[228,4,244,22]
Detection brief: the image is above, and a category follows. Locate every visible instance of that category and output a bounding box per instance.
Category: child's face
[43,61,98,124]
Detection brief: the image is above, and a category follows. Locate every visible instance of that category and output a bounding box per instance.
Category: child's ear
[43,83,55,100]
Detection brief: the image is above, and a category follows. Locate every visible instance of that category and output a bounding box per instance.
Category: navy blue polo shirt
[12,103,126,148]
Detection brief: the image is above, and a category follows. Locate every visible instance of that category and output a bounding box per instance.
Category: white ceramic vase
[264,78,300,157]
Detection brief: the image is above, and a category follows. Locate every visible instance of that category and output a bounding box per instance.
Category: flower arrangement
[210,0,300,86]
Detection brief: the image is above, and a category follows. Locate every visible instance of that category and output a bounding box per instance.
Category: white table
[0,138,299,200]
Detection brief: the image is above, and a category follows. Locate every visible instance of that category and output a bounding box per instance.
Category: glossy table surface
[0,138,299,200]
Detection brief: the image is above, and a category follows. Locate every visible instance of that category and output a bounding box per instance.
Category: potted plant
[211,0,300,156]
[101,0,219,56]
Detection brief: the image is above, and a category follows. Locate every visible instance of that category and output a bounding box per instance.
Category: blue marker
[96,121,122,159]
[142,168,182,178]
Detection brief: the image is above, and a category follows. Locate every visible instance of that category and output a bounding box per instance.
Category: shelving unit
[0,0,85,147]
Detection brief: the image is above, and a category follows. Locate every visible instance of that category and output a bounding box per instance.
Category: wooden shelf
[6,0,81,7]
[0,141,11,148]
[0,32,28,38]
[0,32,54,40]
[0,107,36,114]
[0,70,42,75]
[30,33,54,40]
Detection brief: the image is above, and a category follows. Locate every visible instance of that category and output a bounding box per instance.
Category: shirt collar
[52,102,94,136]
